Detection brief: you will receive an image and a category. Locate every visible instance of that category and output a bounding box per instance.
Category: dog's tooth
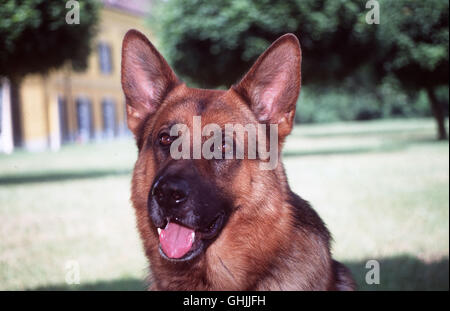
[191,232,195,240]
[157,228,162,235]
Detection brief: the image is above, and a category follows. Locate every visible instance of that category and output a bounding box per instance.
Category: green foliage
[375,0,449,89]
[153,0,448,89]
[151,0,375,88]
[297,87,379,124]
[152,0,449,125]
[296,82,448,124]
[0,0,99,77]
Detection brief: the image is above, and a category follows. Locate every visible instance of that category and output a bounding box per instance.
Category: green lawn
[0,118,448,290]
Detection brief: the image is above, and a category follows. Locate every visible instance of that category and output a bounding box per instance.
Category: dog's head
[121,30,301,265]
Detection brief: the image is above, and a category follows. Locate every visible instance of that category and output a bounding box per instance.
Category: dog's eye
[211,141,227,153]
[221,141,227,154]
[159,133,174,146]
[221,138,233,158]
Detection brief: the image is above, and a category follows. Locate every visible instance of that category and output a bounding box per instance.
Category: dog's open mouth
[157,214,225,262]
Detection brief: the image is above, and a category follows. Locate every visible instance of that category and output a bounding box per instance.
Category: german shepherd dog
[121,29,355,290]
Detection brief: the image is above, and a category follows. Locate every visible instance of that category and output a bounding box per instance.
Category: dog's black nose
[152,177,188,209]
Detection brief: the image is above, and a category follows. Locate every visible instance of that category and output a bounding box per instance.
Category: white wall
[0,78,13,154]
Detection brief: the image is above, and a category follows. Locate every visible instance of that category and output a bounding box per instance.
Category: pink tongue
[159,222,195,259]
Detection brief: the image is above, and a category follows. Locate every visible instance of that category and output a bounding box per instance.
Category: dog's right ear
[121,29,180,136]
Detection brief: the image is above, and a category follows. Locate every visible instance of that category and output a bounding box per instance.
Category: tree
[151,0,375,88]
[152,0,448,139]
[0,0,99,145]
[375,0,449,140]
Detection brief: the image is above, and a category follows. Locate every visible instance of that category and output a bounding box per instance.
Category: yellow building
[0,0,152,152]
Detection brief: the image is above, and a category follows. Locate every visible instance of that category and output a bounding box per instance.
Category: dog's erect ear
[233,34,301,138]
[121,29,180,136]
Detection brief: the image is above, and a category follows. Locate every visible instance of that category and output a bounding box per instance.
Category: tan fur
[121,30,355,291]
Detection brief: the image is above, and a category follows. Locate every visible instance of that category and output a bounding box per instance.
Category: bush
[296,87,379,124]
[295,81,443,124]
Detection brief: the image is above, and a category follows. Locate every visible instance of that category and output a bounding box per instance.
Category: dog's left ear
[233,34,301,138]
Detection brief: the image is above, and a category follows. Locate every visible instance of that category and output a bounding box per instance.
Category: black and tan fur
[121,29,355,290]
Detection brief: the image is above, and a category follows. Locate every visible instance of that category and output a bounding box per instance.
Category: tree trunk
[426,86,447,140]
[9,76,23,147]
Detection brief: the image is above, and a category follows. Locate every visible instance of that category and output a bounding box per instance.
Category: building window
[102,98,116,139]
[122,99,130,136]
[98,42,113,74]
[76,97,93,143]
[0,83,3,134]
[57,96,70,144]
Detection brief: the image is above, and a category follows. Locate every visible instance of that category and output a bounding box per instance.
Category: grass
[0,118,448,291]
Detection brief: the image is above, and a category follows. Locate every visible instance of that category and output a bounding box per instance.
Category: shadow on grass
[0,169,131,186]
[344,255,449,291]
[283,144,401,158]
[292,127,435,139]
[27,255,448,291]
[283,137,443,158]
[2,133,442,185]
